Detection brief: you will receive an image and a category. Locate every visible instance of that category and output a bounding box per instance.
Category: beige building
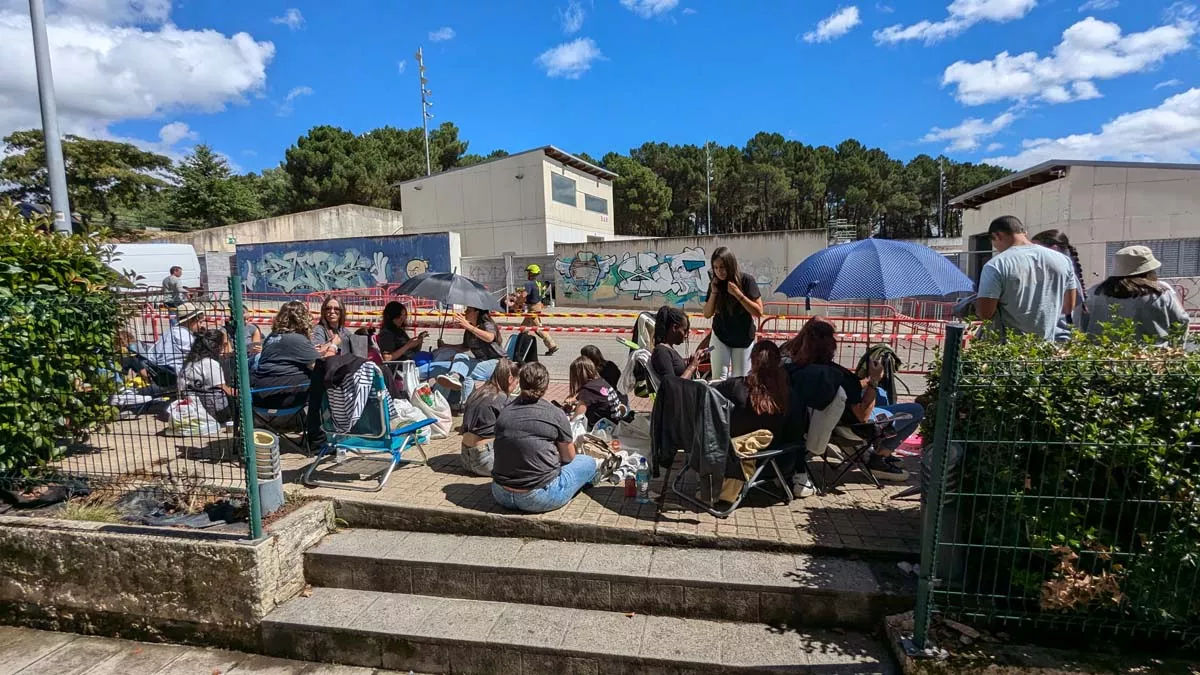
[398,146,617,257]
[951,160,1200,289]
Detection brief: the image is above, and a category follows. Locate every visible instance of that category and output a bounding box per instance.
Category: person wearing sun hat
[1082,246,1189,340]
[145,301,206,377]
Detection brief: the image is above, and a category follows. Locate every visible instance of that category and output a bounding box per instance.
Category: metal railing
[0,278,262,538]
[914,324,1200,648]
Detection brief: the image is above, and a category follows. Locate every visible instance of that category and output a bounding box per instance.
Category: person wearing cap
[513,264,558,356]
[145,301,206,378]
[1082,246,1189,341]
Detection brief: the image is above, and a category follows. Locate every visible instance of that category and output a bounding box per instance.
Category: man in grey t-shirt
[162,266,187,307]
[977,216,1077,341]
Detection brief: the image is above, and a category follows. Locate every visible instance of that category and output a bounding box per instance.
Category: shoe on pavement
[436,373,464,391]
[545,345,559,356]
[867,455,909,482]
[792,473,817,498]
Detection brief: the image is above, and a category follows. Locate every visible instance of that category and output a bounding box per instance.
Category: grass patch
[57,501,121,523]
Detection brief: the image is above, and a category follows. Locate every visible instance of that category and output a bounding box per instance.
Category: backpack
[512,332,539,365]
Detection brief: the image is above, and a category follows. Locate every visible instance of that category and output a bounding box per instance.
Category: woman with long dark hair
[1083,246,1188,340]
[713,341,789,441]
[650,305,703,382]
[567,355,626,429]
[312,296,353,357]
[789,318,920,481]
[460,359,520,476]
[702,247,764,378]
[433,306,506,402]
[377,301,427,362]
[1032,229,1087,327]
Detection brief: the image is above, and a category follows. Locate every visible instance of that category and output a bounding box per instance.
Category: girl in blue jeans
[490,362,598,514]
[433,306,505,403]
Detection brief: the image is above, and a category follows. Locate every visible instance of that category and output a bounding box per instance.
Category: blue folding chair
[250,383,310,452]
[302,365,433,492]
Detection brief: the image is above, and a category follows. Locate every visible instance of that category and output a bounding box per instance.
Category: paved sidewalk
[0,625,407,675]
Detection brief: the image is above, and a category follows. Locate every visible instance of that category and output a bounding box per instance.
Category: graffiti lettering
[556,247,710,306]
[237,235,453,295]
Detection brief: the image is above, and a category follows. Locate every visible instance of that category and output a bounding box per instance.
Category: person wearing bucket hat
[512,263,558,356]
[144,301,206,378]
[1083,245,1189,340]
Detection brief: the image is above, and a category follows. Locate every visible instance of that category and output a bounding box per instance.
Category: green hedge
[0,201,126,474]
[923,327,1200,635]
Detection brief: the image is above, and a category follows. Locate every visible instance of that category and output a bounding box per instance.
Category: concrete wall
[237,232,460,295]
[553,230,828,310]
[961,165,1200,287]
[156,205,405,255]
[0,502,333,650]
[401,150,616,258]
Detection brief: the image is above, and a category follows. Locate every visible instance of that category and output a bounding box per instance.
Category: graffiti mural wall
[237,233,456,294]
[553,230,828,310]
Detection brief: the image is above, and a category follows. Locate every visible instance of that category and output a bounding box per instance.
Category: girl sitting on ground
[460,359,520,477]
[580,344,622,391]
[180,328,236,424]
[566,355,627,430]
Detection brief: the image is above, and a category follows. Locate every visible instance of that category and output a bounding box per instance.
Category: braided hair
[653,306,689,345]
[1032,229,1086,300]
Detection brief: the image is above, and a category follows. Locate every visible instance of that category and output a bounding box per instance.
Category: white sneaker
[111,391,151,406]
[792,474,817,498]
[436,373,463,391]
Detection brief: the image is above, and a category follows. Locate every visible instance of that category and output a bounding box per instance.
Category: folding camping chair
[669,440,798,518]
[250,383,310,452]
[302,362,433,492]
[817,413,914,491]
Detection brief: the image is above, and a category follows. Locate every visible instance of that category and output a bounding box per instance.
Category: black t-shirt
[377,326,411,356]
[576,377,624,428]
[462,390,509,439]
[706,271,762,348]
[465,317,504,360]
[493,397,573,490]
[714,376,787,443]
[255,333,319,380]
[598,360,622,391]
[650,344,686,382]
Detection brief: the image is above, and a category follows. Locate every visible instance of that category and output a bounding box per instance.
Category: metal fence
[913,324,1200,649]
[0,279,262,538]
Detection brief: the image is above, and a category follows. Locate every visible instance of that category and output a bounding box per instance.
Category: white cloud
[269,8,303,30]
[276,85,312,116]
[620,0,678,19]
[1156,78,1183,89]
[535,37,602,79]
[803,6,861,43]
[921,111,1017,151]
[942,17,1195,105]
[560,0,585,33]
[874,0,1038,45]
[1079,0,1118,10]
[986,142,1004,151]
[157,121,196,146]
[0,5,274,141]
[397,60,407,74]
[985,87,1200,169]
[428,26,455,42]
[682,7,697,15]
[877,3,895,13]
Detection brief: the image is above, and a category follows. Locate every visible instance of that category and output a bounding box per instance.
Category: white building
[398,146,617,258]
[951,160,1200,289]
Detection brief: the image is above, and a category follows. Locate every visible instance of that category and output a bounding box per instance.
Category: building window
[584,194,608,214]
[551,173,576,207]
[1106,238,1200,278]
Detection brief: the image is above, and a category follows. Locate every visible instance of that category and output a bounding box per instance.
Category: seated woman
[377,301,429,363]
[180,328,236,424]
[491,362,598,514]
[581,345,622,391]
[713,341,788,440]
[787,318,921,482]
[649,305,704,383]
[460,359,520,477]
[434,306,506,401]
[312,296,354,358]
[1083,246,1189,341]
[251,301,319,410]
[566,356,627,430]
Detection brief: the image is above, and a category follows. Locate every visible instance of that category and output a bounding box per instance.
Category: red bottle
[624,476,637,497]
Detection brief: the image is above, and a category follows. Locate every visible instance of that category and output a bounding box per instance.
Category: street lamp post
[28,0,71,234]
[416,47,433,176]
[705,140,713,235]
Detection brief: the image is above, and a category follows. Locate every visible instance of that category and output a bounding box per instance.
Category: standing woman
[703,247,764,379]
[312,296,353,357]
[1032,229,1087,328]
[1083,246,1189,341]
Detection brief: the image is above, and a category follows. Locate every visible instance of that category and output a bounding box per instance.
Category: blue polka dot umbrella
[776,238,975,301]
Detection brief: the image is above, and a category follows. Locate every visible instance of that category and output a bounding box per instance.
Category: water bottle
[636,457,651,504]
[335,446,348,464]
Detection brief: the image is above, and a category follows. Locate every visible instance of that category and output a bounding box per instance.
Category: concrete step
[304,530,913,629]
[261,586,897,674]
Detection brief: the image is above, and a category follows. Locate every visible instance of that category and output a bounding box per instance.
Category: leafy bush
[924,326,1200,635]
[0,201,125,474]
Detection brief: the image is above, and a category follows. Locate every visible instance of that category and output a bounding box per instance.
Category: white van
[108,244,202,291]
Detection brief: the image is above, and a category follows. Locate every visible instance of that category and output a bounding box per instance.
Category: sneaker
[545,345,559,356]
[436,373,464,391]
[792,474,817,498]
[110,391,152,407]
[867,455,910,482]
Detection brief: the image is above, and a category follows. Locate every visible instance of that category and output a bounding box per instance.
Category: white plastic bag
[394,360,421,398]
[569,413,589,442]
[411,384,452,439]
[390,397,431,444]
[165,397,221,437]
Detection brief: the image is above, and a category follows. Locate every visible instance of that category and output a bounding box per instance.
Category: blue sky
[0,0,1197,172]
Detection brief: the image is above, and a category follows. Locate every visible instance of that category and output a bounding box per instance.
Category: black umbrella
[391,272,502,339]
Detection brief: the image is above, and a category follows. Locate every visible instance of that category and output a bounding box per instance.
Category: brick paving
[283,382,922,558]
